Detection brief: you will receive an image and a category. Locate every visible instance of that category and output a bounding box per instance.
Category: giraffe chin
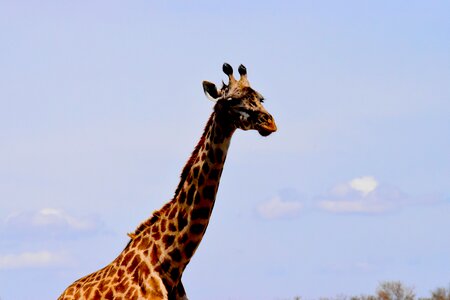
[258,127,275,137]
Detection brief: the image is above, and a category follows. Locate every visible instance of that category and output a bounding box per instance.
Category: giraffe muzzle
[257,115,277,136]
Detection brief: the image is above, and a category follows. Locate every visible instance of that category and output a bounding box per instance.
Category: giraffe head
[202,63,277,136]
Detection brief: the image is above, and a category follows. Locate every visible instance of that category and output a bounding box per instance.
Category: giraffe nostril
[263,113,274,123]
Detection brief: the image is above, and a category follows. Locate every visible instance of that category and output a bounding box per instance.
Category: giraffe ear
[202,81,220,102]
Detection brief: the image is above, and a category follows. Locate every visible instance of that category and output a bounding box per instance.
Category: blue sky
[1,1,449,299]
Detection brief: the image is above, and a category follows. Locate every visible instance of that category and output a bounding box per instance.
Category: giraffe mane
[173,112,215,197]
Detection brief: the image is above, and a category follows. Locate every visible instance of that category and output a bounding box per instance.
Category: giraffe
[58,63,277,300]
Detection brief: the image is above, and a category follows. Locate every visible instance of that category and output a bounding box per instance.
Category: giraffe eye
[227,98,241,106]
[259,97,265,103]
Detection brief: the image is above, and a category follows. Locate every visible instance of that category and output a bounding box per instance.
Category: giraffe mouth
[257,119,277,136]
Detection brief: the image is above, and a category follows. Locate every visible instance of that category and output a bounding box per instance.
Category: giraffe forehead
[222,85,261,99]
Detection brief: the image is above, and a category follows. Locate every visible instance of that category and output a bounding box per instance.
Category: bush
[430,286,450,300]
[376,281,415,300]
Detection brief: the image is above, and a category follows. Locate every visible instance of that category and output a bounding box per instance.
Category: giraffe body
[58,63,276,300]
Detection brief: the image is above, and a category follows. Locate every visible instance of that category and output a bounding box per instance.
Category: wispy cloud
[318,176,406,214]
[2,208,103,239]
[257,196,303,220]
[319,199,390,214]
[0,250,70,269]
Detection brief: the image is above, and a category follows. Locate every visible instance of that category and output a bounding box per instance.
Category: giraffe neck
[129,109,235,289]
[174,110,233,199]
[170,109,235,260]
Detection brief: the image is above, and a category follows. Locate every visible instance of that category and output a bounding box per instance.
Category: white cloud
[330,176,379,198]
[0,251,69,269]
[349,176,378,196]
[2,208,103,239]
[318,176,403,214]
[257,196,303,219]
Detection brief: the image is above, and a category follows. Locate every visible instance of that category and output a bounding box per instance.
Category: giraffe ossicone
[58,63,277,300]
